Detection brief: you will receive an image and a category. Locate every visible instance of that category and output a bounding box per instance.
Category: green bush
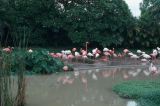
[9,49,65,74]
[26,49,64,74]
[0,0,135,47]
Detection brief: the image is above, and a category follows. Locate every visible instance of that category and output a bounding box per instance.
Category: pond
[25,62,160,106]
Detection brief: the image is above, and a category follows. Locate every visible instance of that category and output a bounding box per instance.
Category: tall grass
[0,27,29,106]
[15,51,26,106]
[0,51,14,106]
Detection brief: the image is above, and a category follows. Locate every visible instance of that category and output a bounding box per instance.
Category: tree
[58,0,134,47]
[139,0,160,47]
[0,0,135,47]
[1,0,66,47]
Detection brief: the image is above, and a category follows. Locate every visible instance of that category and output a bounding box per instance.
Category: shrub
[25,49,64,74]
[10,49,65,74]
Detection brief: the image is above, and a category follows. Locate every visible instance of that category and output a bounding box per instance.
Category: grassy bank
[113,79,160,106]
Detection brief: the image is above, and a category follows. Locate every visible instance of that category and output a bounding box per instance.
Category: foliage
[0,0,134,47]
[1,0,159,48]
[25,49,64,74]
[138,0,160,47]
[12,49,64,74]
[61,0,134,47]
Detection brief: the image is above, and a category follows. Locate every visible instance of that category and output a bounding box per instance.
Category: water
[25,65,159,106]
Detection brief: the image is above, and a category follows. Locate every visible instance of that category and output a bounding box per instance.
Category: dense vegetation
[0,0,159,48]
[0,0,137,48]
[1,49,66,74]
[113,79,160,106]
[138,0,160,47]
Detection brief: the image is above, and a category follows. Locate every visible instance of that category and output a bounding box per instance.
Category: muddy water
[25,66,159,106]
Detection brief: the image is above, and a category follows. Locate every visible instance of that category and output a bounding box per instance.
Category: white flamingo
[130,54,139,59]
[103,48,109,52]
[141,53,151,59]
[95,53,100,58]
[87,52,94,58]
[137,50,142,54]
[92,48,98,55]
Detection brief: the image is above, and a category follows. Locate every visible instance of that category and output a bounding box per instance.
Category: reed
[0,26,29,106]
[15,51,26,106]
[0,51,14,106]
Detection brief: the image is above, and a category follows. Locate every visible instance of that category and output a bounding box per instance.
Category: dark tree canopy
[59,0,134,47]
[138,0,160,47]
[1,0,159,48]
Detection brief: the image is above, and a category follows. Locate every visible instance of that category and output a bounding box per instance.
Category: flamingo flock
[46,47,160,64]
[2,46,160,64]
[2,46,160,76]
[48,46,160,74]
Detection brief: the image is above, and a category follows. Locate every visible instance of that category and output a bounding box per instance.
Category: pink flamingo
[100,56,109,62]
[67,54,74,61]
[72,48,77,52]
[104,52,111,56]
[3,47,12,52]
[56,53,62,58]
[123,49,129,54]
[82,50,87,56]
[150,49,158,63]
[62,54,68,60]
[63,65,69,72]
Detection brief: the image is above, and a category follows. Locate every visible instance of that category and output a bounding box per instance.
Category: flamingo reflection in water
[112,68,118,79]
[122,71,129,80]
[57,76,74,85]
[128,69,141,77]
[81,75,88,92]
[101,70,111,78]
